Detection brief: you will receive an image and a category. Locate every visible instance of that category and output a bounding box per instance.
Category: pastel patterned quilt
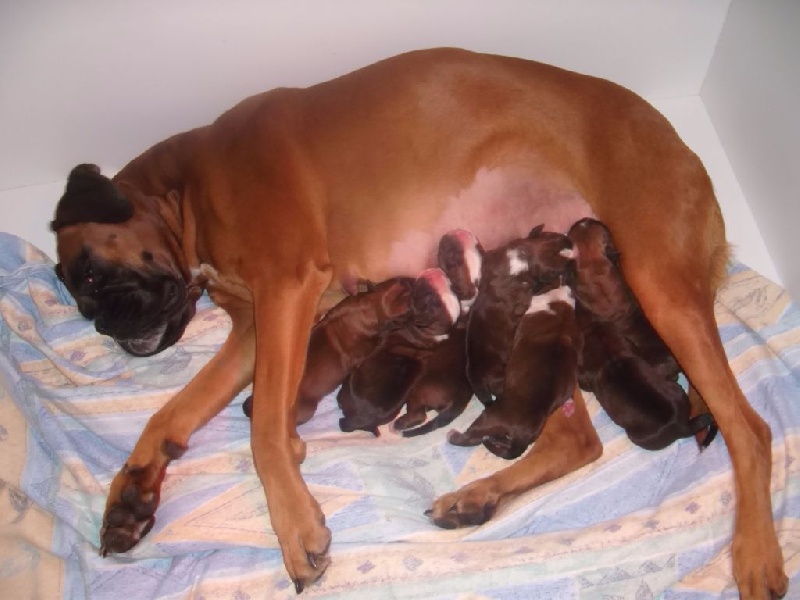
[1,232,798,599]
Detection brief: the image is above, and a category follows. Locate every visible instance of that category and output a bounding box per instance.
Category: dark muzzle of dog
[62,256,195,357]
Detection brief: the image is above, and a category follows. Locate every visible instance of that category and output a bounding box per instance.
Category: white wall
[5,0,781,285]
[701,0,800,300]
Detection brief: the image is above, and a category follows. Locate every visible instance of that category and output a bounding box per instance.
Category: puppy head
[567,218,620,267]
[405,268,460,341]
[509,226,576,291]
[437,229,484,314]
[52,164,198,356]
[567,218,630,316]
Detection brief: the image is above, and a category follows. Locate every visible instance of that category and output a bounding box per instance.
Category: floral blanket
[1,232,798,599]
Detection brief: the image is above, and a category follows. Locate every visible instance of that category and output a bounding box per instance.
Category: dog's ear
[527,224,545,238]
[50,164,134,231]
[380,280,411,319]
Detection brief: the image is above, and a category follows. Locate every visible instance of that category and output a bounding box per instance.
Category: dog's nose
[94,318,112,336]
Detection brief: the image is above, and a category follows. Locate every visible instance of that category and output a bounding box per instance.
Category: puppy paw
[426,479,501,529]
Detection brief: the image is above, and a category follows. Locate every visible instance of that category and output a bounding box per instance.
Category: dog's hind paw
[427,479,501,529]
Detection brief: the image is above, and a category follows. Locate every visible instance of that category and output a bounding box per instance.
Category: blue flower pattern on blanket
[0,232,799,599]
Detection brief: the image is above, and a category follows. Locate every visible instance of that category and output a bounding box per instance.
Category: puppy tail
[688,412,718,448]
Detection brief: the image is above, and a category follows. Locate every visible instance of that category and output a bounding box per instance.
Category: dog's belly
[331,166,593,286]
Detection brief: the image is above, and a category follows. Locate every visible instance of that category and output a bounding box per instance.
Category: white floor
[0,95,781,286]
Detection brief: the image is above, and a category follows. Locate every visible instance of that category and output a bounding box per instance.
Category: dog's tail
[689,412,718,448]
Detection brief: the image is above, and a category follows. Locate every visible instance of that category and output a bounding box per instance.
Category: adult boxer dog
[50,48,786,598]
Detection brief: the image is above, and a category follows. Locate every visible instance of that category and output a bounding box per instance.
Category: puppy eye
[84,266,95,285]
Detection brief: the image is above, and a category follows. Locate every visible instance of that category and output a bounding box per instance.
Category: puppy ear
[50,164,133,231]
[527,224,545,238]
[380,280,411,319]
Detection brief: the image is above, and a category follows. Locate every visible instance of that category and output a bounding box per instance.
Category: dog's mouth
[66,264,199,357]
[95,277,198,357]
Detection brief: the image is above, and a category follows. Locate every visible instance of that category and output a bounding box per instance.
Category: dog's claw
[294,579,304,594]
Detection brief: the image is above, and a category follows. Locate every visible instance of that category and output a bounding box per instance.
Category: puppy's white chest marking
[525,284,574,315]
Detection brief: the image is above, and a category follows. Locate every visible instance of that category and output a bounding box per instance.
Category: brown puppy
[392,230,483,436]
[465,226,575,405]
[568,218,679,378]
[242,277,414,422]
[568,218,718,449]
[337,268,460,434]
[51,49,785,597]
[449,283,582,459]
[579,316,716,451]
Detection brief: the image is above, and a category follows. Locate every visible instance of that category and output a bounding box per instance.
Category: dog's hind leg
[428,387,601,528]
[613,201,788,599]
[100,299,255,557]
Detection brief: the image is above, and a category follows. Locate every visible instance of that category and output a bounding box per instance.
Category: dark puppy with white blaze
[436,229,484,315]
[337,268,460,434]
[393,230,483,436]
[449,283,582,459]
[568,218,717,450]
[242,277,413,422]
[466,225,576,405]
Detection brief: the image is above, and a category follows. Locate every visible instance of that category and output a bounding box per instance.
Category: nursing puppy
[568,218,679,379]
[580,316,716,451]
[466,226,575,405]
[393,231,483,436]
[243,277,413,421]
[450,283,581,459]
[337,268,460,434]
[568,218,717,448]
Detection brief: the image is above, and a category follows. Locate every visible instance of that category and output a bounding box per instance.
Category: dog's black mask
[61,248,195,357]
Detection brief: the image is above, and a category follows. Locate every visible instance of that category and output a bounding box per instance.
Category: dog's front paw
[426,478,501,529]
[99,439,184,557]
[99,462,166,556]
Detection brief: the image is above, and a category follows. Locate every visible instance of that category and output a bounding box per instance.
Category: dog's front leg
[429,387,602,528]
[100,301,255,556]
[249,263,333,592]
